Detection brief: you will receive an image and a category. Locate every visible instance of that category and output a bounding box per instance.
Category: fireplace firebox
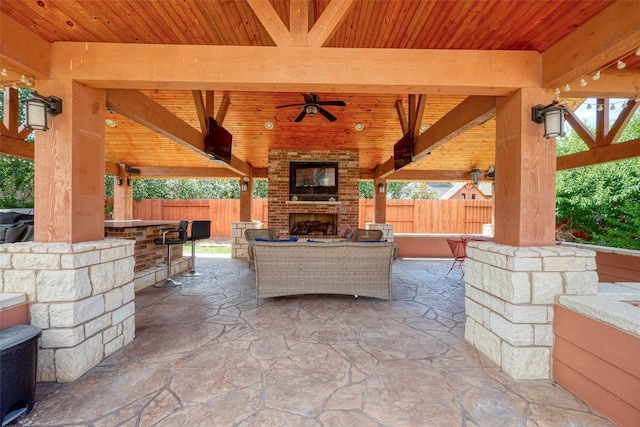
[289,213,337,236]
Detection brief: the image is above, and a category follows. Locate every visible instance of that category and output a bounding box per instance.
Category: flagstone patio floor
[15,255,614,426]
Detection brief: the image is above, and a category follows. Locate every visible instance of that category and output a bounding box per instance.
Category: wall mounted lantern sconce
[378,183,386,194]
[241,176,250,192]
[470,168,482,185]
[125,166,140,175]
[531,100,567,139]
[115,176,123,186]
[23,92,63,131]
[127,178,133,186]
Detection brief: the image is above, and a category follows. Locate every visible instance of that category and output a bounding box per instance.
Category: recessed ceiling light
[105,119,117,127]
[265,121,274,129]
[354,123,364,131]
[420,124,428,132]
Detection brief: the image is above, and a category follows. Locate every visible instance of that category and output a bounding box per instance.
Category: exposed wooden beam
[105,162,119,175]
[604,98,639,146]
[308,0,355,48]
[246,0,291,47]
[542,1,640,89]
[411,95,428,137]
[205,91,214,117]
[106,89,251,176]
[413,96,496,160]
[557,139,640,171]
[387,169,479,182]
[0,13,50,79]
[51,43,541,95]
[215,96,231,125]
[374,157,395,180]
[192,90,207,134]
[131,166,241,179]
[290,0,309,47]
[564,107,596,149]
[395,100,408,134]
[0,136,34,159]
[595,98,609,143]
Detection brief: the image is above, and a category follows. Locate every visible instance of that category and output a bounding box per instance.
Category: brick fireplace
[268,150,359,238]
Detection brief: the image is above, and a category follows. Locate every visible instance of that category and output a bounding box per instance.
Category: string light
[0,66,36,90]
[580,78,587,87]
[616,60,626,69]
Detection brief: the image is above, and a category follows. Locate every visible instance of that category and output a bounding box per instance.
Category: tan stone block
[503,303,548,324]
[474,324,502,366]
[30,302,50,328]
[507,256,542,271]
[41,325,84,348]
[60,251,101,269]
[489,312,533,346]
[13,253,60,269]
[123,315,135,344]
[113,301,135,324]
[114,256,135,286]
[104,334,124,357]
[121,282,135,304]
[104,287,124,311]
[90,261,115,294]
[543,256,586,272]
[464,259,484,289]
[49,295,105,327]
[85,313,111,337]
[36,269,92,302]
[36,349,56,382]
[531,272,563,304]
[55,334,104,382]
[464,317,476,344]
[0,253,11,268]
[564,271,598,295]
[465,297,483,323]
[101,246,128,263]
[501,344,549,380]
[485,266,530,304]
[4,269,37,300]
[534,324,554,346]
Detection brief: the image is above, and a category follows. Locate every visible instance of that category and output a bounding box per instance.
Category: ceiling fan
[276,93,346,122]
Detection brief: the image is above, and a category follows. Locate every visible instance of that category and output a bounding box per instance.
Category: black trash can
[0,325,42,426]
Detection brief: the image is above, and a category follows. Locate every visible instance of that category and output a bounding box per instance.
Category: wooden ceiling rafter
[105,89,251,177]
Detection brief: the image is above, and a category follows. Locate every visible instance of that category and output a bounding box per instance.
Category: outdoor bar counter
[104,220,182,272]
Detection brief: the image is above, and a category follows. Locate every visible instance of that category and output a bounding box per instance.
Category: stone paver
[18,256,614,426]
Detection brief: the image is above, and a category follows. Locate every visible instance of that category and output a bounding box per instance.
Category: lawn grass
[183,242,232,254]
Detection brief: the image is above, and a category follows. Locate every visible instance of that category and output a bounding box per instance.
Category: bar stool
[153,220,188,287]
[184,220,211,277]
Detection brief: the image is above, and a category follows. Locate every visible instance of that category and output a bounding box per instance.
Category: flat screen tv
[394,131,414,170]
[204,117,232,164]
[289,161,339,201]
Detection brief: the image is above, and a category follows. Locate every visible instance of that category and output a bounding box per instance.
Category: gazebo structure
[1,0,639,412]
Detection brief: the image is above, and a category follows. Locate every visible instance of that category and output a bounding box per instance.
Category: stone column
[365,222,394,241]
[464,241,598,380]
[0,239,136,382]
[231,221,263,258]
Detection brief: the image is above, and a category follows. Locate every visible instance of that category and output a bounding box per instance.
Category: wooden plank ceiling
[2,0,638,179]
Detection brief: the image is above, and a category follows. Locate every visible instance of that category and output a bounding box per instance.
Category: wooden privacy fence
[132,198,493,238]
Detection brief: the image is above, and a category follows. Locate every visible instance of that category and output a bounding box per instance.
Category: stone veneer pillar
[0,239,136,382]
[464,241,597,380]
[365,222,394,241]
[231,221,264,258]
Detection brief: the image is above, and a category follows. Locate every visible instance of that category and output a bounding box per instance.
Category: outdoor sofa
[250,240,399,301]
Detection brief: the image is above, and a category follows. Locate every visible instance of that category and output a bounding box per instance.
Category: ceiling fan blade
[294,109,307,122]
[317,100,346,107]
[276,103,306,109]
[318,107,337,122]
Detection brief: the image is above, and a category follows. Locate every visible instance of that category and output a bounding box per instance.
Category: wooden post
[239,176,253,222]
[33,80,106,243]
[494,88,556,246]
[373,178,387,224]
[113,163,134,220]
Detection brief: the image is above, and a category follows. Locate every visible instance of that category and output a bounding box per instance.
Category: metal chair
[153,220,188,287]
[446,238,468,282]
[184,220,211,277]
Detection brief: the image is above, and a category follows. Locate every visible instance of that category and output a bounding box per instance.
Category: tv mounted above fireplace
[289,161,339,201]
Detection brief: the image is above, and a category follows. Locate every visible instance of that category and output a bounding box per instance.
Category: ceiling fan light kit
[276,93,346,122]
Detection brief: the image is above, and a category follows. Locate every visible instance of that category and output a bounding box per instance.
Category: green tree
[0,88,35,208]
[556,109,640,249]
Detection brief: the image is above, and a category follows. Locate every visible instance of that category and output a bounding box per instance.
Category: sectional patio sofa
[250,240,399,301]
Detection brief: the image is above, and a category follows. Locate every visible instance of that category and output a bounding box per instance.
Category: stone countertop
[557,282,640,338]
[0,292,27,310]
[104,220,180,229]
